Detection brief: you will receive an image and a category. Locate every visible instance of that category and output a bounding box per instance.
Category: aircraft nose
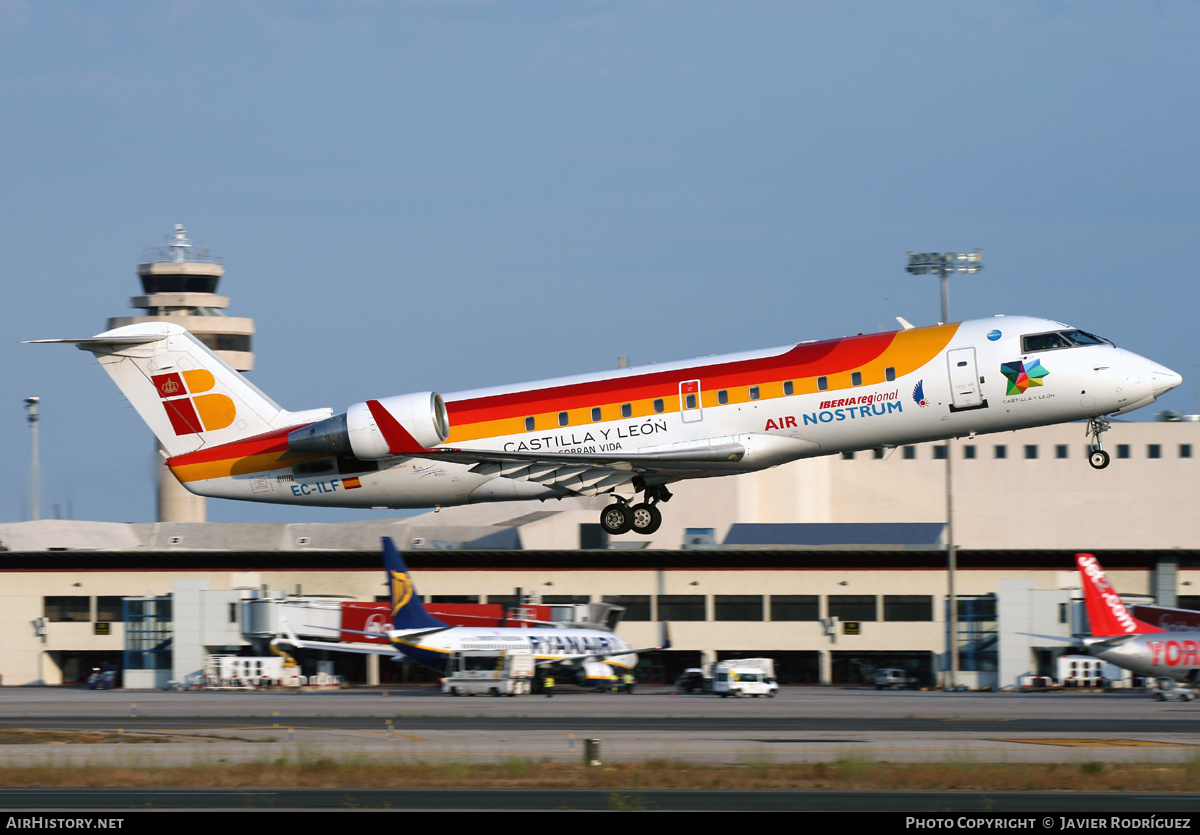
[1152,368,1183,399]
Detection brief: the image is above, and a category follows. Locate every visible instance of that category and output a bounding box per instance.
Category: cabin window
[718,390,728,405]
[653,399,665,413]
[558,412,569,427]
[524,417,535,431]
[885,367,896,382]
[591,407,602,422]
[851,371,862,386]
[685,393,697,409]
[817,376,828,391]
[783,381,794,395]
[621,403,632,418]
[749,385,760,401]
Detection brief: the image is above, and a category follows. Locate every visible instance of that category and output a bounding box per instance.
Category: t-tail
[30,323,330,457]
[383,537,449,630]
[1076,553,1163,637]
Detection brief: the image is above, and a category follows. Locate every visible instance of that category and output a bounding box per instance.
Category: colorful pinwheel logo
[1001,359,1049,395]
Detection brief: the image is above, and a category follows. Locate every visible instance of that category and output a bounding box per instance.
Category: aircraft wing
[419,443,748,497]
[277,617,442,657]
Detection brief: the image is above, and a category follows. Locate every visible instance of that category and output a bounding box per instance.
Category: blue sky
[3,1,1198,524]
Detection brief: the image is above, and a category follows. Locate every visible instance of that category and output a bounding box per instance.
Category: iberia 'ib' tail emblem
[151,370,236,435]
[390,570,414,617]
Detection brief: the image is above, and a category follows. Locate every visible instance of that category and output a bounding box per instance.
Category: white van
[712,666,778,698]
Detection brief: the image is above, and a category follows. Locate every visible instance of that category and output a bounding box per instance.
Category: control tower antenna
[107,225,257,522]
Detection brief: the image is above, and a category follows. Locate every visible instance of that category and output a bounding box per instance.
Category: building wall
[2,561,1196,687]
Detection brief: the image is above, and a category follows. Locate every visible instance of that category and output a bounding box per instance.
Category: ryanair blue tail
[383,538,449,631]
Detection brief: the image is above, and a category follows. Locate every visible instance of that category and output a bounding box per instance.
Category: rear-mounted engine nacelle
[287,392,450,459]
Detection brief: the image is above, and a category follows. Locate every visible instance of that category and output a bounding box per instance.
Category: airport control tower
[107,225,256,522]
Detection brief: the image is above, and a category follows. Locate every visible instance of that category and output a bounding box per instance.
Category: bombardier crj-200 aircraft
[279,538,655,686]
[36,314,1181,535]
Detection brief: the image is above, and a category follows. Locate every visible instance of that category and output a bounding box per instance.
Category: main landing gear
[599,485,672,536]
[1087,416,1112,470]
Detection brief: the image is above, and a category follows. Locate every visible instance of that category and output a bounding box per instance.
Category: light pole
[905,250,983,689]
[24,396,40,522]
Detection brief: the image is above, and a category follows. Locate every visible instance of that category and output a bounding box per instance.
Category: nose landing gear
[599,486,671,536]
[1086,416,1112,470]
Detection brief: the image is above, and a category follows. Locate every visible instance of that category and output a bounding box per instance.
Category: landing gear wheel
[1089,449,1111,470]
[600,503,633,535]
[630,502,662,535]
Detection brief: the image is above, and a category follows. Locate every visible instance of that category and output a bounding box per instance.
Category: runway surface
[2,684,1199,768]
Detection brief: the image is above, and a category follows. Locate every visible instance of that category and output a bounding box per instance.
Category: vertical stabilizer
[383,538,449,630]
[1076,553,1163,637]
[34,323,328,457]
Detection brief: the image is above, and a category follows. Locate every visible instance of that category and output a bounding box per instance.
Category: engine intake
[288,392,450,459]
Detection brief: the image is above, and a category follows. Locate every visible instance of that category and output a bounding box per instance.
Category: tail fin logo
[389,569,414,617]
[152,370,235,435]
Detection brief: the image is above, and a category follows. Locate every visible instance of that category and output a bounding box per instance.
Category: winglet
[1076,553,1163,637]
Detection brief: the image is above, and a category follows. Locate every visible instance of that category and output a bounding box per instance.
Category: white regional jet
[279,537,656,686]
[35,314,1180,534]
[1071,553,1200,700]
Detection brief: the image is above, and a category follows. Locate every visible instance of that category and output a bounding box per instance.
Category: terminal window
[962,445,977,460]
[714,595,764,621]
[603,595,650,621]
[96,596,125,622]
[44,596,90,622]
[1181,444,1193,459]
[1148,444,1162,459]
[656,595,706,621]
[883,595,933,622]
[770,595,819,621]
[829,595,877,622]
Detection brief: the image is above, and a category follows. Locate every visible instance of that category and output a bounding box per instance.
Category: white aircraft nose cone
[1152,369,1183,398]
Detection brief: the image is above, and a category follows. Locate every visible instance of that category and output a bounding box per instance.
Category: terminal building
[2,418,1196,690]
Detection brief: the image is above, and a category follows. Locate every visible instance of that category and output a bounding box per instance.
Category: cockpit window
[1021,330,1112,353]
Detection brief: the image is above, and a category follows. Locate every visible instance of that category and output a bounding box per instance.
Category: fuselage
[388,627,637,675]
[1086,634,1200,683]
[167,314,1181,508]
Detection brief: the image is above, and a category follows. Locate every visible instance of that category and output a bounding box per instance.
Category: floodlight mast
[24,396,40,522]
[905,250,983,690]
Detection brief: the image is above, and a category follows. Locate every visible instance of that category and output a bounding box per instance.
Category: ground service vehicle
[442,650,535,697]
[712,659,778,698]
[874,668,916,690]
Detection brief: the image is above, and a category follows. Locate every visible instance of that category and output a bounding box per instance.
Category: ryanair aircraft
[35,314,1180,534]
[279,538,656,686]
